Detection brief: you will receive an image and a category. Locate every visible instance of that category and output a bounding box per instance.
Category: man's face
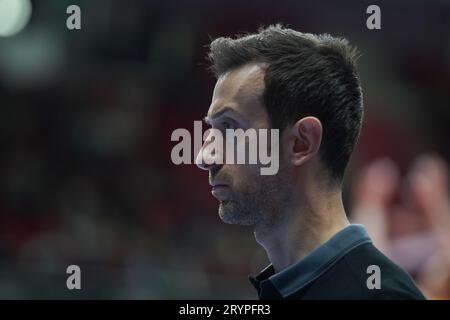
[197,63,291,226]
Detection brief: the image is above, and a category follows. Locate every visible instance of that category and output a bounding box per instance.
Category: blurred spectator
[352,154,450,299]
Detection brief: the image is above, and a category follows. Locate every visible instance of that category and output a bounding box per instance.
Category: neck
[254,182,350,274]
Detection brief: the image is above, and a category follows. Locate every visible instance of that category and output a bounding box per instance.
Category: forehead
[208,63,267,123]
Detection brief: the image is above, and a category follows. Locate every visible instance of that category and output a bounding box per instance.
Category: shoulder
[290,243,426,300]
[341,243,426,299]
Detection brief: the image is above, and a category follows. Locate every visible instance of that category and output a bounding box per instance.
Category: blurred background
[0,0,449,299]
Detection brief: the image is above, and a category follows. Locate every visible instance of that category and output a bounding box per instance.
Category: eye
[221,121,233,129]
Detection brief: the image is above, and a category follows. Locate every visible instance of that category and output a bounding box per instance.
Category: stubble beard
[218,169,291,229]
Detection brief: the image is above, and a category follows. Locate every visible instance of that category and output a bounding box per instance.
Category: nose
[195,130,223,171]
[195,145,221,171]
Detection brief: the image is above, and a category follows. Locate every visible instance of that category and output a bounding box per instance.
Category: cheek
[228,166,261,198]
[225,164,261,186]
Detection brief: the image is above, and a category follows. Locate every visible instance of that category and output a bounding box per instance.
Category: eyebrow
[203,106,243,124]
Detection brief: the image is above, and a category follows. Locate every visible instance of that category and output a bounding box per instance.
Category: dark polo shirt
[249,224,426,300]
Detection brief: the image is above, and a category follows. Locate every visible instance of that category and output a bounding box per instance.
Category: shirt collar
[249,224,372,298]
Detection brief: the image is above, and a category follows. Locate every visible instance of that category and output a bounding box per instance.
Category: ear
[288,116,323,167]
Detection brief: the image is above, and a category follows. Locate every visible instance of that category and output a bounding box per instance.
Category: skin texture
[197,63,350,273]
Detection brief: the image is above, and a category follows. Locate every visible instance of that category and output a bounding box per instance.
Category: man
[196,25,425,299]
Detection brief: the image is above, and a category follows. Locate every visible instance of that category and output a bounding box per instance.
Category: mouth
[210,181,230,200]
[211,184,228,190]
[209,179,229,188]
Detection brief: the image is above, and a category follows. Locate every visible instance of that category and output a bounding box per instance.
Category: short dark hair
[207,24,364,183]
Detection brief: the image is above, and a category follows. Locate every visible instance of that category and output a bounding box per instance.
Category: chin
[218,201,256,226]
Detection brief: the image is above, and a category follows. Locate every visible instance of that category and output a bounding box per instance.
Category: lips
[209,179,229,188]
[211,184,229,196]
[210,182,230,200]
[212,184,228,190]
